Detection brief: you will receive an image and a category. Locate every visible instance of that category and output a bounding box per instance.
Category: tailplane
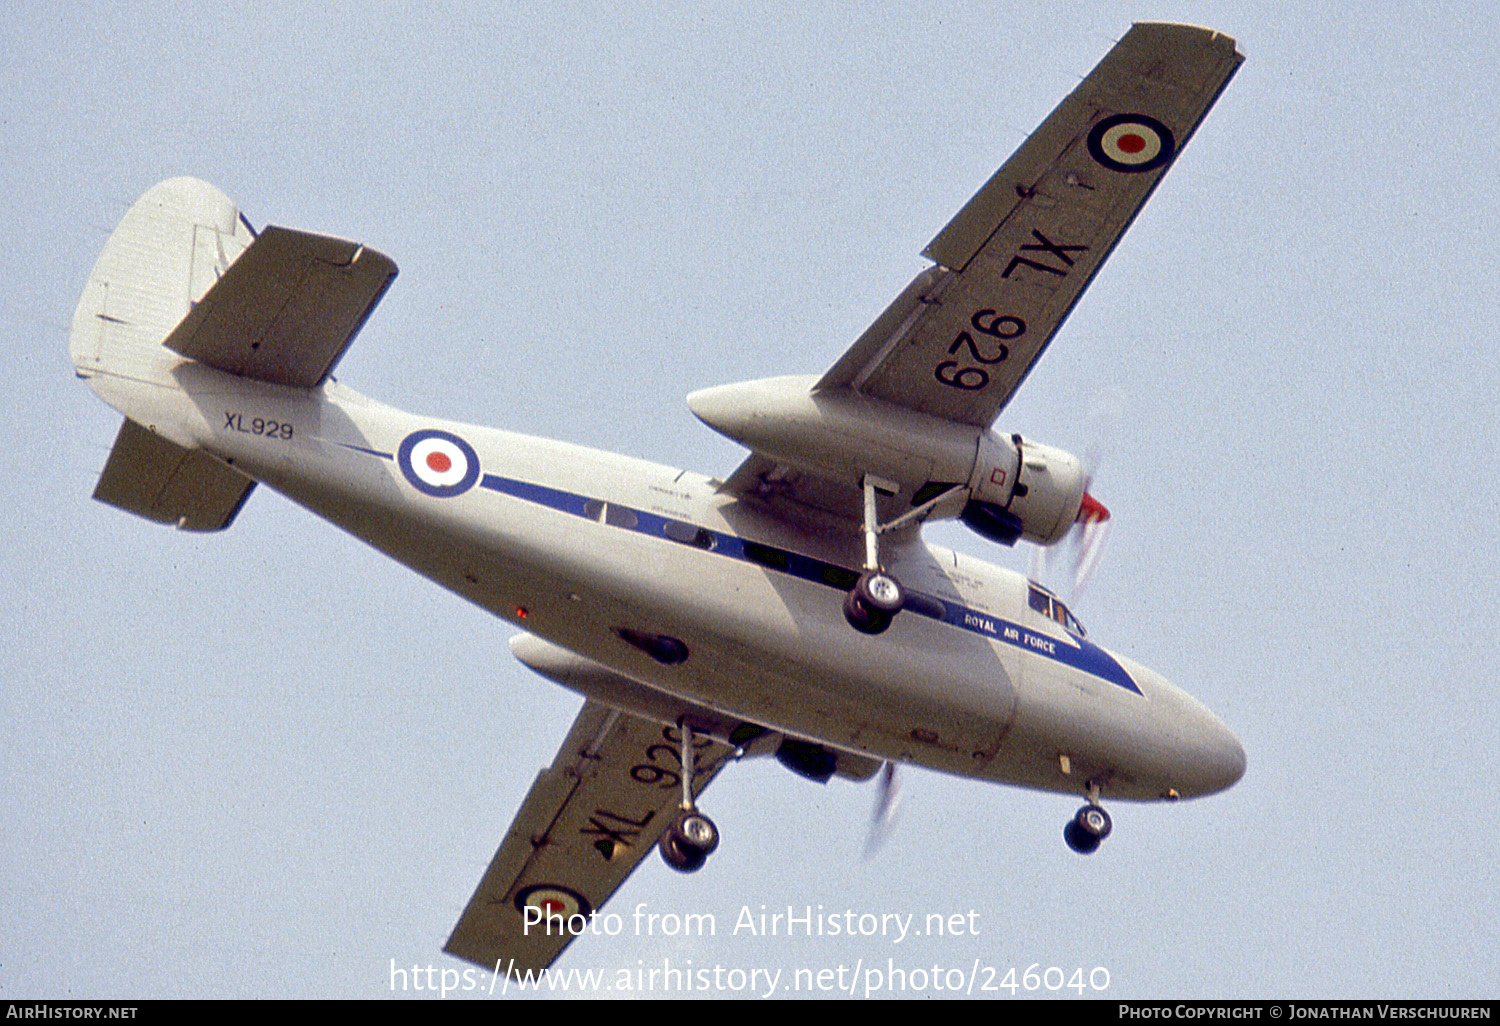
[71,177,396,530]
[92,419,255,532]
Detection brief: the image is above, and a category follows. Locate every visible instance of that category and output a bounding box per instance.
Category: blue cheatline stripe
[335,442,393,460]
[471,473,1142,696]
[344,441,1141,695]
[479,474,597,518]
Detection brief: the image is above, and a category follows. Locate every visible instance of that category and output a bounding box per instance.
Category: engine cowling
[963,434,1086,547]
[683,376,1091,547]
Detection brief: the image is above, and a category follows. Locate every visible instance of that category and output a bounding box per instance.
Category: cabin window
[603,503,638,529]
[663,520,715,549]
[820,564,860,590]
[743,541,789,570]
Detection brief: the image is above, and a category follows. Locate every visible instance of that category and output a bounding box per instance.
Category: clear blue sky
[3,1,1497,999]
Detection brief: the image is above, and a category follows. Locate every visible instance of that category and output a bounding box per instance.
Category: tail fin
[72,179,258,531]
[72,178,396,531]
[70,177,255,384]
[73,177,397,390]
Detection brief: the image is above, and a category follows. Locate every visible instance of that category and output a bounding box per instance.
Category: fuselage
[84,360,1245,803]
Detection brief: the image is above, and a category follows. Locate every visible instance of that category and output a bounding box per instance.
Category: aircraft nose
[1198,720,1247,795]
[1166,698,1246,798]
[1124,657,1247,798]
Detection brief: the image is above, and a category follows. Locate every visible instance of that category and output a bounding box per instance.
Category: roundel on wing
[514,883,593,921]
[397,429,481,497]
[1086,113,1175,173]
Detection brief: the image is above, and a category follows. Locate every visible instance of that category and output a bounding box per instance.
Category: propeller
[863,761,903,858]
[1029,469,1111,600]
[1028,530,1050,583]
[1069,489,1112,600]
[1034,392,1121,602]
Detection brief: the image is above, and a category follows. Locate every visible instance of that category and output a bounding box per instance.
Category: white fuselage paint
[85,360,1245,804]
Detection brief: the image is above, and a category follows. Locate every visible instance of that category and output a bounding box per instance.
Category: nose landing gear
[658,721,721,873]
[1063,781,1113,855]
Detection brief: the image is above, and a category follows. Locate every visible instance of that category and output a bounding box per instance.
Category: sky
[3,0,1498,1001]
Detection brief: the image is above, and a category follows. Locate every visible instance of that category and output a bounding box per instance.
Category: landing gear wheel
[844,589,894,635]
[1073,804,1112,841]
[855,570,904,614]
[659,831,708,873]
[1063,820,1101,855]
[668,810,720,856]
[1063,803,1112,854]
[658,723,719,873]
[846,475,905,635]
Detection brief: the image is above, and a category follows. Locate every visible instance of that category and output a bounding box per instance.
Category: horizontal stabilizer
[164,226,397,388]
[93,419,255,531]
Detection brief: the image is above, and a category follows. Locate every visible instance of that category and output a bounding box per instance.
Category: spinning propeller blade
[1052,395,1121,601]
[863,762,903,858]
[1070,496,1112,599]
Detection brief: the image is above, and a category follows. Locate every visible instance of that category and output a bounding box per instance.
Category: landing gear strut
[844,476,905,635]
[1063,780,1113,855]
[659,721,720,873]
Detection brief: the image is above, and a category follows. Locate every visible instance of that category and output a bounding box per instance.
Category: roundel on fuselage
[397,429,481,497]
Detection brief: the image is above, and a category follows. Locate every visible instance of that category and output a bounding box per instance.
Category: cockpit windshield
[1028,584,1086,637]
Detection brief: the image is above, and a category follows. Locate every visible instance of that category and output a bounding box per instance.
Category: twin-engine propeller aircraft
[70,23,1245,976]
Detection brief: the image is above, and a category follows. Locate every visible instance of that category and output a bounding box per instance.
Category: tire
[670,811,720,856]
[855,570,904,613]
[1074,804,1112,840]
[659,831,707,873]
[844,590,893,635]
[1063,819,1101,854]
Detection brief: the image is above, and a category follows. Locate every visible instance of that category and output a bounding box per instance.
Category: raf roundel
[397,429,481,497]
[514,884,593,923]
[1086,113,1176,173]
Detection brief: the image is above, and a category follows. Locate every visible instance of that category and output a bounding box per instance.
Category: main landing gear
[840,476,969,634]
[659,721,720,873]
[1063,781,1113,855]
[843,569,904,635]
[844,476,906,635]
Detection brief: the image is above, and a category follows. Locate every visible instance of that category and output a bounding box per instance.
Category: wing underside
[818,22,1243,428]
[444,700,737,976]
[723,22,1241,521]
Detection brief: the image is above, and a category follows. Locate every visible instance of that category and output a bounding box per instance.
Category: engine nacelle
[684,376,1087,546]
[774,738,882,783]
[965,433,1086,546]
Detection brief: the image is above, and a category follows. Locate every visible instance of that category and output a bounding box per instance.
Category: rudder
[70,177,256,384]
[72,178,258,530]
